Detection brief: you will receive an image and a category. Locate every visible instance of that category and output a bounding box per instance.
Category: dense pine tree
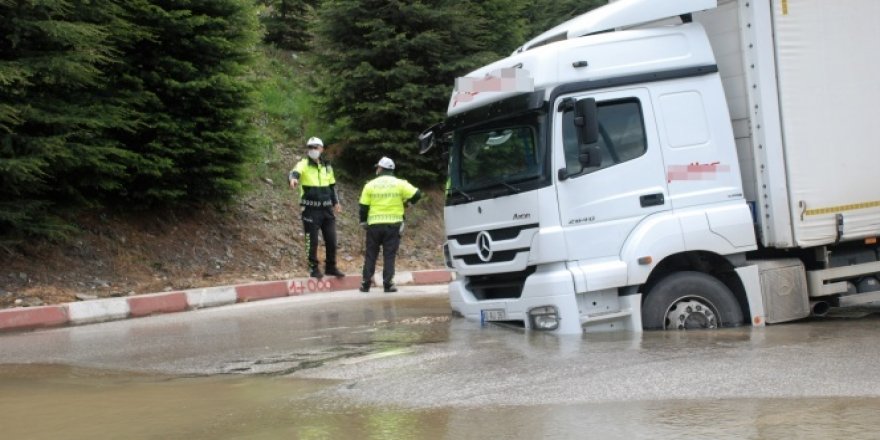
[0,0,607,242]
[0,0,138,240]
[0,0,264,241]
[258,0,318,51]
[109,0,262,205]
[313,0,528,184]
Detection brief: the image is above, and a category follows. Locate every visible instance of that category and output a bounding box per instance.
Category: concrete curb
[0,269,453,333]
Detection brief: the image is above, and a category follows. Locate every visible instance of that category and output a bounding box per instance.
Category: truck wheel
[642,271,743,330]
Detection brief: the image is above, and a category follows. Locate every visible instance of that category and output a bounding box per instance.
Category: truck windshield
[454,122,540,192]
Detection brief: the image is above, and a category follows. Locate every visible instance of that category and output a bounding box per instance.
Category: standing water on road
[2,289,880,439]
[3,364,880,439]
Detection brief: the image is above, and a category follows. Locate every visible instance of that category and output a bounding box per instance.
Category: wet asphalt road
[0,285,452,376]
[2,285,880,407]
[4,285,880,439]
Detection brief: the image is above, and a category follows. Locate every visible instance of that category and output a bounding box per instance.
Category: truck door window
[562,98,646,176]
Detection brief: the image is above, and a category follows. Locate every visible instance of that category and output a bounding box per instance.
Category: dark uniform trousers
[361,223,402,288]
[302,206,337,271]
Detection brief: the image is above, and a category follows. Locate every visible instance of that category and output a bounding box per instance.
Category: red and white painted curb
[0,269,453,333]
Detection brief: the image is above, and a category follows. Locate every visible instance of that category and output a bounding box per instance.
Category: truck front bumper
[449,264,584,334]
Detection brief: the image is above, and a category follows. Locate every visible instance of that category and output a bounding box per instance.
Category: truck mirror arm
[557,167,570,181]
[418,122,445,154]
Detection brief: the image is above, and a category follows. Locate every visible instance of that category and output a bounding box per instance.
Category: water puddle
[4,363,880,439]
[3,295,880,439]
[0,364,335,439]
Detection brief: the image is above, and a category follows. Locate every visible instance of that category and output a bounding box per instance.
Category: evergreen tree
[258,0,318,51]
[474,0,528,55]
[111,0,263,206]
[1,0,265,241]
[0,0,138,240]
[313,0,527,184]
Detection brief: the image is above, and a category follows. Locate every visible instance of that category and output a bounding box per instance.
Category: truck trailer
[419,0,880,334]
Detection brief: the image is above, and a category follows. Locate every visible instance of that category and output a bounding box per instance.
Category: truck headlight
[528,306,560,331]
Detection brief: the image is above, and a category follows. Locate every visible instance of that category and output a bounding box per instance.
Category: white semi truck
[418,0,880,334]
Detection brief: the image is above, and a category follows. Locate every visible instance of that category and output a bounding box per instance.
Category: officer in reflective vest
[288,137,345,279]
[358,156,421,293]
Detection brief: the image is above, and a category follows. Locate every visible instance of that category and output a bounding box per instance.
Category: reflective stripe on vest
[359,175,419,225]
[292,158,335,205]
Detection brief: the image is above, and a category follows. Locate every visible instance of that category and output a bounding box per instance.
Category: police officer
[358,157,421,292]
[288,137,345,279]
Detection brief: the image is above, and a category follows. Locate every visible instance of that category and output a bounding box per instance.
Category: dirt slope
[0,177,447,309]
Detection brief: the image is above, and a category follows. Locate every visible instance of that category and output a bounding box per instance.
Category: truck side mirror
[574,98,598,145]
[558,98,601,181]
[418,122,444,154]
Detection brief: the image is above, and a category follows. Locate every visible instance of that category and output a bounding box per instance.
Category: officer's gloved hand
[399,223,405,236]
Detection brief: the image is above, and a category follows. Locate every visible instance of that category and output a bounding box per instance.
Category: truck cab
[421,0,880,334]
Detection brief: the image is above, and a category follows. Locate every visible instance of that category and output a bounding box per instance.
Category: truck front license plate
[482,309,506,321]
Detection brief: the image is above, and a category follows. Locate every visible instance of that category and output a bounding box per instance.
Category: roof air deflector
[521,0,717,51]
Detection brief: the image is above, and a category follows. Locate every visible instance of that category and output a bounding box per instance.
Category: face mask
[307,149,321,160]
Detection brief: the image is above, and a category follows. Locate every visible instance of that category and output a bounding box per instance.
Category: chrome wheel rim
[664,298,719,330]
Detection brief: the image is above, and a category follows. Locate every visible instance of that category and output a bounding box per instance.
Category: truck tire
[642,271,743,330]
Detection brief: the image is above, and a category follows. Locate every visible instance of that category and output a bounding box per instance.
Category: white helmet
[306,136,323,147]
[376,156,395,170]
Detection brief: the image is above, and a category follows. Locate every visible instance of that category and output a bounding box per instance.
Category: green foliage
[472,0,529,54]
[0,0,608,242]
[251,47,311,181]
[0,0,136,240]
[257,0,318,51]
[0,0,264,241]
[312,0,528,185]
[254,48,313,147]
[106,0,263,206]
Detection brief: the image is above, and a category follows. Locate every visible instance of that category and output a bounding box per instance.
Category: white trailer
[420,0,880,333]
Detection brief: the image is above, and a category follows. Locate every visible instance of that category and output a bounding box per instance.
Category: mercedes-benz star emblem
[476,231,493,262]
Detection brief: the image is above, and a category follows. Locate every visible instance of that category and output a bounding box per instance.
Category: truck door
[554,88,669,261]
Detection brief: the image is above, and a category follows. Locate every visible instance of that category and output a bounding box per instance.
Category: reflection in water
[0,364,334,439]
[3,297,880,439]
[436,398,880,440]
[4,363,879,440]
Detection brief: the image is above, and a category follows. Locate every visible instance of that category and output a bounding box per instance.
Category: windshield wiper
[499,182,521,193]
[449,187,474,201]
[483,181,521,195]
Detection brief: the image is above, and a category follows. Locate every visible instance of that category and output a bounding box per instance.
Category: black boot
[384,284,397,293]
[309,267,323,279]
[359,281,370,293]
[325,266,345,278]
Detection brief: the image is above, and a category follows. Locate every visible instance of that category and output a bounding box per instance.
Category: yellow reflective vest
[359,174,419,225]
[289,158,337,208]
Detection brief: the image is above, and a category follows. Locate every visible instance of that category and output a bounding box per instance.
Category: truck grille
[448,223,538,245]
[460,249,519,265]
[466,267,535,300]
[448,223,537,266]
